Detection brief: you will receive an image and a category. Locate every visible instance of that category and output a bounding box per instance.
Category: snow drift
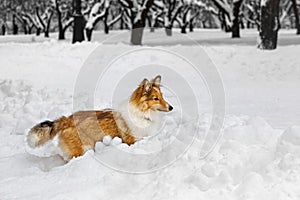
[0,30,300,199]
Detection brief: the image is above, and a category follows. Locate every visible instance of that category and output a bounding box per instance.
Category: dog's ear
[151,75,161,87]
[141,78,151,93]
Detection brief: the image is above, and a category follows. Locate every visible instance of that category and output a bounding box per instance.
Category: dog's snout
[168,105,173,111]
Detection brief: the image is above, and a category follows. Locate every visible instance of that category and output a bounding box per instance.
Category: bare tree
[52,0,74,40]
[176,4,191,33]
[279,0,292,26]
[119,0,155,45]
[8,1,37,35]
[155,0,184,36]
[21,13,43,35]
[85,0,110,41]
[103,1,123,34]
[85,0,123,39]
[194,1,219,29]
[148,6,164,32]
[14,13,30,34]
[211,0,233,32]
[258,0,280,49]
[36,6,54,37]
[188,3,201,32]
[243,0,260,29]
[15,0,53,36]
[0,2,7,35]
[291,0,300,34]
[176,2,201,33]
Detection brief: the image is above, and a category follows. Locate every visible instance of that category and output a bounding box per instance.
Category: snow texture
[0,29,300,200]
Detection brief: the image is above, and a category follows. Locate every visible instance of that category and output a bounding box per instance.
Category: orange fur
[27,75,172,160]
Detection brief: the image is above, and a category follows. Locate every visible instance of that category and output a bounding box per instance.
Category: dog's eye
[154,97,159,101]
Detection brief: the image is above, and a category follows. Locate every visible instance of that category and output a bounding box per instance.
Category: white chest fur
[119,103,161,139]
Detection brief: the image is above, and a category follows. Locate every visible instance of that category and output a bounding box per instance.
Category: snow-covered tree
[51,0,74,40]
[85,0,109,40]
[211,0,233,32]
[85,0,122,40]
[243,0,260,28]
[0,0,48,36]
[36,6,54,37]
[20,12,43,35]
[193,1,219,29]
[187,2,202,32]
[153,0,185,36]
[147,5,165,32]
[176,3,193,33]
[119,0,155,45]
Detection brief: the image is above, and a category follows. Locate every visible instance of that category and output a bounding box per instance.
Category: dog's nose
[168,105,173,111]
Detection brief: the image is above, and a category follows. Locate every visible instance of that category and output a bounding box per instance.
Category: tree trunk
[28,25,33,34]
[104,25,109,34]
[85,28,93,41]
[44,22,50,37]
[44,30,49,37]
[247,21,251,28]
[58,28,65,39]
[232,0,243,38]
[189,23,194,32]
[165,26,172,36]
[258,0,280,50]
[148,15,155,32]
[120,15,124,30]
[73,15,85,43]
[44,11,53,38]
[36,7,46,37]
[13,14,18,35]
[181,25,187,33]
[72,0,85,43]
[103,10,109,34]
[131,24,144,45]
[1,24,6,35]
[23,23,28,34]
[56,1,65,40]
[36,27,41,36]
[291,0,300,34]
[240,18,245,29]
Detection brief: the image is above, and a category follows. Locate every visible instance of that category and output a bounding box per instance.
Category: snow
[0,29,300,199]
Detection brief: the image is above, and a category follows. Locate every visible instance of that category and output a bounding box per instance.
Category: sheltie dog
[27,75,173,160]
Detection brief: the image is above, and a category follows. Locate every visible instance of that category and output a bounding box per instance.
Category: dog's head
[130,75,173,113]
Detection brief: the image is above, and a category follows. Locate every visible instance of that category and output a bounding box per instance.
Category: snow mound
[280,126,300,145]
[1,81,299,200]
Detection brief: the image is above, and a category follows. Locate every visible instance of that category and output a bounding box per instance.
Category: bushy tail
[27,120,55,148]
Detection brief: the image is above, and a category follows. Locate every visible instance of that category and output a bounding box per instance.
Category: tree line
[0,0,299,49]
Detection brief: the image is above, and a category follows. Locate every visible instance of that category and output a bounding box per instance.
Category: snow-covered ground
[0,29,300,200]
